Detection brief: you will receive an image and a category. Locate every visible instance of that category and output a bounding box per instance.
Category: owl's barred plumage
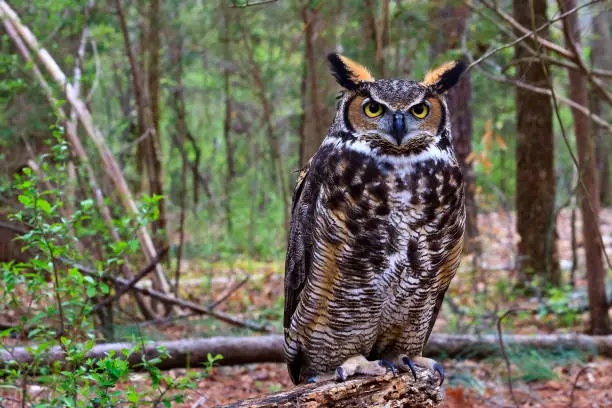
[284,54,466,385]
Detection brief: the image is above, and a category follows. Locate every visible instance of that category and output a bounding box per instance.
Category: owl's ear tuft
[422,60,466,93]
[327,53,374,91]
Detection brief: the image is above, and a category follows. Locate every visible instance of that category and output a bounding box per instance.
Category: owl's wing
[283,159,316,331]
[424,236,464,345]
[423,288,447,346]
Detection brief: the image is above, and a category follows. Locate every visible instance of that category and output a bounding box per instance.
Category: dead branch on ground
[67,259,272,332]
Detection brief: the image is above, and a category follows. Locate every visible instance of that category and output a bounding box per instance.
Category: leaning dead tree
[0,7,156,320]
[218,369,442,408]
[0,1,172,296]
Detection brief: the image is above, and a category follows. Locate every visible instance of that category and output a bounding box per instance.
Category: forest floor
[2,208,611,407]
[149,358,612,407]
[122,208,612,407]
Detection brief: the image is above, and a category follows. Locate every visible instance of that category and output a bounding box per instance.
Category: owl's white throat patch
[322,136,455,170]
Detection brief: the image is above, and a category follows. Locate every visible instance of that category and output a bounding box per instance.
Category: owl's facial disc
[347,94,439,147]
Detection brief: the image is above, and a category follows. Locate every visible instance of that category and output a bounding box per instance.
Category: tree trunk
[590,11,612,207]
[559,0,610,335]
[241,32,290,231]
[222,3,235,233]
[299,4,335,168]
[146,0,168,251]
[513,0,560,286]
[451,71,479,253]
[167,37,211,208]
[363,0,379,72]
[219,370,442,408]
[429,2,479,253]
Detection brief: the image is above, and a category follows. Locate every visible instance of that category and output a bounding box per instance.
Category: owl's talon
[336,366,347,382]
[433,362,445,386]
[400,356,418,381]
[397,355,445,386]
[378,360,397,376]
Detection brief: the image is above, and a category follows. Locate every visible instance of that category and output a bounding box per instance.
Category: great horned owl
[283,54,466,385]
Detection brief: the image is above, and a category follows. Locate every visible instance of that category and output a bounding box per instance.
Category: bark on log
[3,334,612,373]
[0,335,284,372]
[217,369,442,408]
[426,333,612,359]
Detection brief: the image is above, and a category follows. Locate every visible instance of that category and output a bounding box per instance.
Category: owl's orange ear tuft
[422,60,466,93]
[328,53,374,91]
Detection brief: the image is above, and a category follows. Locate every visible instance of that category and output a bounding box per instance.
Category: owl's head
[327,53,466,155]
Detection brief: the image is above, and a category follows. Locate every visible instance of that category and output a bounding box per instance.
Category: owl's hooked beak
[391,112,406,145]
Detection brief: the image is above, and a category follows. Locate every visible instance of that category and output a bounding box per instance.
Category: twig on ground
[497,309,532,408]
[64,258,272,333]
[129,277,249,329]
[229,0,279,7]
[568,366,590,408]
[0,221,260,330]
[210,277,249,309]
[133,312,200,328]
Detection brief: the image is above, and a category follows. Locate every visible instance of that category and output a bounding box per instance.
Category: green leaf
[17,194,32,207]
[100,283,110,294]
[126,390,139,403]
[36,198,52,214]
[86,286,97,297]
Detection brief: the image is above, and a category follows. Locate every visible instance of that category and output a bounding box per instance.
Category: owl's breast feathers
[284,139,465,383]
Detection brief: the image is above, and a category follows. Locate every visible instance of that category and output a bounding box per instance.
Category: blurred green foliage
[0,0,585,262]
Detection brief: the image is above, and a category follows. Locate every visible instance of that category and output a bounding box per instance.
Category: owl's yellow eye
[363,101,384,118]
[410,103,429,119]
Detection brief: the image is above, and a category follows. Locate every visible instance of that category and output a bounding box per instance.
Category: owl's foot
[397,355,445,386]
[306,374,334,383]
[334,355,388,382]
[378,359,398,376]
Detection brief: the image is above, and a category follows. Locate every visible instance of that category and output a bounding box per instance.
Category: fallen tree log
[426,333,612,359]
[216,368,443,408]
[0,335,283,371]
[2,333,612,372]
